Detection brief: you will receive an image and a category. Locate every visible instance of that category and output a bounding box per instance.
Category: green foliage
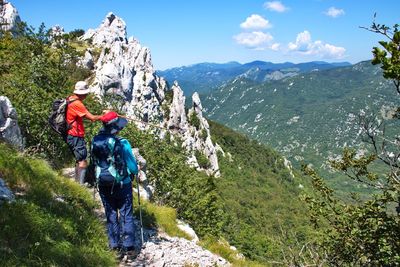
[199,128,208,141]
[120,123,224,237]
[301,21,400,266]
[132,194,192,240]
[188,112,201,130]
[370,21,400,89]
[68,29,85,40]
[0,143,115,266]
[195,150,210,169]
[303,165,400,266]
[200,237,265,267]
[0,24,95,166]
[210,121,315,264]
[161,89,174,119]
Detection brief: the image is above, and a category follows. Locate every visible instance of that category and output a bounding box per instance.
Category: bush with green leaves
[188,112,201,130]
[303,21,400,266]
[120,123,224,237]
[0,23,99,166]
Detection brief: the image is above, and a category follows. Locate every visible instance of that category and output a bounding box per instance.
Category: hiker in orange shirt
[66,81,102,184]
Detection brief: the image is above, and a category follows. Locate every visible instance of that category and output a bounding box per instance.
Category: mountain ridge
[157,60,352,95]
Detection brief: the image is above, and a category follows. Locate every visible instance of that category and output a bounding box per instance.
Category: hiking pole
[133,173,144,244]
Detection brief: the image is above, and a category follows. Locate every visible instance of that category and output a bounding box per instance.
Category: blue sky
[10,0,400,70]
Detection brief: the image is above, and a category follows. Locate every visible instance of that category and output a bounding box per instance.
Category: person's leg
[66,135,88,184]
[119,183,135,250]
[99,185,120,249]
[117,183,135,250]
[77,159,87,184]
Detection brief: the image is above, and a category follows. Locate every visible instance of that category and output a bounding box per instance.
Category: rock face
[0,177,14,205]
[0,0,20,33]
[0,96,24,150]
[80,12,221,177]
[132,148,154,200]
[81,12,166,124]
[184,92,220,176]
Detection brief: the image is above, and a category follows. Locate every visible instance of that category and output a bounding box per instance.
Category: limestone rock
[166,81,188,133]
[0,96,24,150]
[79,12,221,177]
[184,92,220,177]
[126,233,230,267]
[0,177,14,205]
[78,49,95,70]
[81,12,162,124]
[176,219,199,242]
[132,148,153,200]
[82,12,127,46]
[0,0,21,33]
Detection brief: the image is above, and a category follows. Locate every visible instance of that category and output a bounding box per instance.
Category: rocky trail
[63,168,230,267]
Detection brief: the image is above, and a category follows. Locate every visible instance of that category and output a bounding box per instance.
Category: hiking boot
[121,247,138,263]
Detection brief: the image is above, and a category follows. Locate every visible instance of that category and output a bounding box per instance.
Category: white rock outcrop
[0,0,20,33]
[132,148,154,200]
[176,219,199,242]
[166,81,188,133]
[0,96,24,150]
[183,92,220,177]
[80,12,221,177]
[81,12,164,125]
[0,177,14,205]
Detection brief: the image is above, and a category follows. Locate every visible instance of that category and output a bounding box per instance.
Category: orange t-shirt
[66,96,90,137]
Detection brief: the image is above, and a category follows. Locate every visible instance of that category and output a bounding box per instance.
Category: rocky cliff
[79,12,220,177]
[0,0,20,33]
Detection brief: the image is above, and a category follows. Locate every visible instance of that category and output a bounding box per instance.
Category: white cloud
[240,14,272,30]
[325,7,345,18]
[288,30,345,58]
[270,43,281,51]
[263,1,288,12]
[234,31,274,49]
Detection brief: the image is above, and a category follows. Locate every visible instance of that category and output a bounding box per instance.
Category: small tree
[303,20,400,266]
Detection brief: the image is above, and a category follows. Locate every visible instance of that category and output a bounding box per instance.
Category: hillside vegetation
[0,23,317,265]
[202,61,397,192]
[0,143,116,266]
[209,121,314,263]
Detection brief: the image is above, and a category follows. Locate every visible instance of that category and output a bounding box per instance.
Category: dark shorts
[66,135,87,162]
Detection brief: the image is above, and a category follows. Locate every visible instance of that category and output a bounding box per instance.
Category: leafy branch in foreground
[303,21,400,266]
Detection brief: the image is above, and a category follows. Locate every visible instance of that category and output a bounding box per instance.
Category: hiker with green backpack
[91,111,139,257]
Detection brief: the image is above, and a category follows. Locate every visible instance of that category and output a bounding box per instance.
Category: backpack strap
[66,97,78,131]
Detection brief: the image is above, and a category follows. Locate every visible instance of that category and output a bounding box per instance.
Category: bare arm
[84,112,101,122]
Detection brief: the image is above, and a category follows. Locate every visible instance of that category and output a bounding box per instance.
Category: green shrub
[195,150,210,169]
[0,24,97,167]
[188,112,201,130]
[120,123,224,237]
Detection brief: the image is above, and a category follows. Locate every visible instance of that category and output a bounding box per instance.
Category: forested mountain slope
[202,61,396,190]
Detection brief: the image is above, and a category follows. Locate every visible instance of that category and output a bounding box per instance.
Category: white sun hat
[73,81,91,95]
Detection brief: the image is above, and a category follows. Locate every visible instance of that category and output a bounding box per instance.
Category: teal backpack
[90,134,128,186]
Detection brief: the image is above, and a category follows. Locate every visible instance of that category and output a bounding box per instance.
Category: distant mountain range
[200,61,397,191]
[157,60,351,95]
